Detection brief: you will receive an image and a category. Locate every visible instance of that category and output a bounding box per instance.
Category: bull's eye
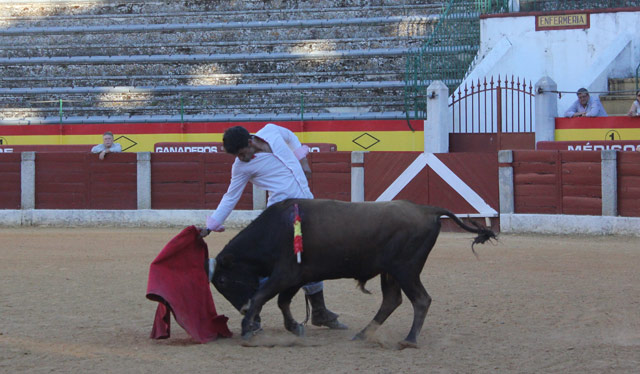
[218,276,226,286]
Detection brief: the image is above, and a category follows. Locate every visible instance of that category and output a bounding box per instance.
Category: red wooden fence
[617,152,640,217]
[149,153,254,210]
[363,152,499,214]
[0,153,21,209]
[308,152,351,201]
[35,153,137,209]
[2,151,639,218]
[512,150,602,215]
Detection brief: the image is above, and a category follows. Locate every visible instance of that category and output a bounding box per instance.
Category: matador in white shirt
[201,123,347,331]
[206,123,313,230]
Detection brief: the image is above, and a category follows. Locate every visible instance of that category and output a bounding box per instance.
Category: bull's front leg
[277,287,305,337]
[240,298,264,339]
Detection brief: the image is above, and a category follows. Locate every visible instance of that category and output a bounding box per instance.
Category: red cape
[146,226,232,343]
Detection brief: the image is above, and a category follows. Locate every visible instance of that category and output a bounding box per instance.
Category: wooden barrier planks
[308,152,351,201]
[560,151,601,215]
[513,150,560,213]
[513,150,602,215]
[618,152,640,217]
[35,153,137,209]
[150,153,252,210]
[0,154,21,209]
[363,152,498,214]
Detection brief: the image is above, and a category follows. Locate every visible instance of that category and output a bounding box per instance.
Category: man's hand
[198,227,211,238]
[300,157,312,180]
[99,150,107,160]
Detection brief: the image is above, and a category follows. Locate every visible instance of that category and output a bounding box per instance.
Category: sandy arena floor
[1,228,639,373]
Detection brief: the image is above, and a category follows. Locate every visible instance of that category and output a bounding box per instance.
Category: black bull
[210,199,496,348]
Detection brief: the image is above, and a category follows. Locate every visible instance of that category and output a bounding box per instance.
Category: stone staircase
[0,0,446,124]
[601,77,638,116]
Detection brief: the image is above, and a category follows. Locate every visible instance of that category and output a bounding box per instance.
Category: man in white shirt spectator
[91,131,122,160]
[201,123,347,332]
[564,88,608,118]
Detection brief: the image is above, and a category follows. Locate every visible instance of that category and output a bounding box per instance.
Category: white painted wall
[467,9,640,117]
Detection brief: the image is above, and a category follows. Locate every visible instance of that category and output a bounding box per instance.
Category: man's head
[102,131,114,147]
[223,126,255,162]
[576,88,590,106]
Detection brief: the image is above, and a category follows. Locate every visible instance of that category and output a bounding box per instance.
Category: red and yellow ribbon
[293,203,303,263]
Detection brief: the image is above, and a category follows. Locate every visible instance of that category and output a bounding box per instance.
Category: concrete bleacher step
[0,0,450,122]
[0,82,409,119]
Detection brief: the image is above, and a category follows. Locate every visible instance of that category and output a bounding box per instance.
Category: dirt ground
[1,228,639,373]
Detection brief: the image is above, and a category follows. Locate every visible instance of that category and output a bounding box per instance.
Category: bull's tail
[438,209,497,256]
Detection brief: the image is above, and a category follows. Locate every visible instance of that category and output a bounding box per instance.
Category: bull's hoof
[351,331,366,341]
[286,323,305,337]
[397,340,418,350]
[241,324,263,340]
[320,319,348,330]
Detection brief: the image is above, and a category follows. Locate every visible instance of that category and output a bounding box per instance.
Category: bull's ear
[218,254,235,268]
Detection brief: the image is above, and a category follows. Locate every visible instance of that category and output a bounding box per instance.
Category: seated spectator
[91,131,122,160]
[627,91,640,117]
[564,88,608,118]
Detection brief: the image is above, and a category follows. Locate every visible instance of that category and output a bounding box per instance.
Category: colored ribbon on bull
[293,203,303,264]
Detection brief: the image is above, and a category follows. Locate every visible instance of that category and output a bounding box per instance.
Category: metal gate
[449,75,535,151]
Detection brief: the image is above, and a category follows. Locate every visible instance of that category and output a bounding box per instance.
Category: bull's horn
[207,258,216,282]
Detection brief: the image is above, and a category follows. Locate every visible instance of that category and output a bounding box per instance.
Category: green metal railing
[404,1,509,120]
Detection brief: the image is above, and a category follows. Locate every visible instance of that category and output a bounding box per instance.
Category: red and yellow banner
[555,117,640,141]
[0,120,424,152]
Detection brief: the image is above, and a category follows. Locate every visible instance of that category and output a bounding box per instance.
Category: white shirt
[207,124,311,230]
[91,143,122,153]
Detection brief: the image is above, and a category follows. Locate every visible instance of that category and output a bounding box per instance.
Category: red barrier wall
[150,153,253,210]
[3,150,635,217]
[512,150,602,215]
[363,152,498,214]
[149,152,351,209]
[35,153,137,209]
[308,152,351,201]
[0,154,21,209]
[618,152,640,217]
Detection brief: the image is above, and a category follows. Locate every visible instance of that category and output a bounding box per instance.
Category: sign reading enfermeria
[535,13,590,31]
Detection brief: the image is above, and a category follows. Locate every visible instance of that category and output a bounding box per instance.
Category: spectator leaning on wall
[91,131,122,160]
[564,88,608,118]
[627,90,640,117]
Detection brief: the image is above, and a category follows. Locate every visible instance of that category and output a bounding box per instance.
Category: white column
[351,151,366,202]
[425,80,450,154]
[601,150,617,216]
[21,152,36,209]
[534,76,558,147]
[137,152,151,209]
[498,150,514,214]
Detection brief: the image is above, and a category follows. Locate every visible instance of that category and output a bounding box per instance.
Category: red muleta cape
[146,225,232,343]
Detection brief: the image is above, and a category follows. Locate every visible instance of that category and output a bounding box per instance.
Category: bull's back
[292,199,442,280]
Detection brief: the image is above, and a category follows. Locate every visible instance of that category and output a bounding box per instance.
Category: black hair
[577,88,589,95]
[222,126,251,154]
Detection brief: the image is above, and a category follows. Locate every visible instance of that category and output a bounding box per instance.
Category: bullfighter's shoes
[308,290,348,330]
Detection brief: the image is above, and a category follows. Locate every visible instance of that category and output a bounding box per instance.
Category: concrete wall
[472,9,640,116]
